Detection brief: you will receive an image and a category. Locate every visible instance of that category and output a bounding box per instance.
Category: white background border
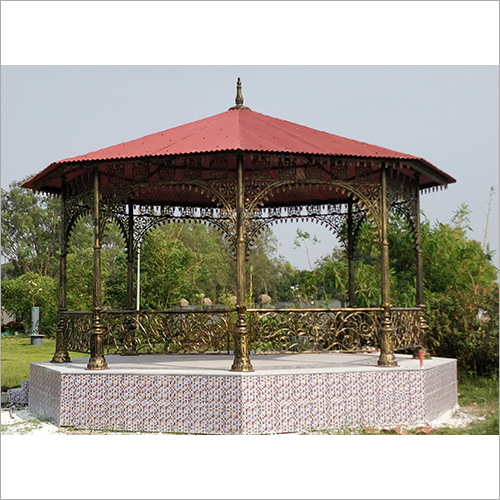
[1,2,499,499]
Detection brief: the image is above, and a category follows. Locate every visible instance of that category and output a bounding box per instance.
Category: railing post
[231,154,254,372]
[346,202,359,348]
[52,313,70,363]
[87,167,108,370]
[416,306,431,359]
[52,176,71,363]
[347,199,356,308]
[413,175,431,359]
[126,201,135,310]
[378,164,397,367]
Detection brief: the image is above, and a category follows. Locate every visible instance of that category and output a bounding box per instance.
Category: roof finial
[229,78,250,110]
[235,78,244,106]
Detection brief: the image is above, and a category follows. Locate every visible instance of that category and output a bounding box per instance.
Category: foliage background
[2,179,498,376]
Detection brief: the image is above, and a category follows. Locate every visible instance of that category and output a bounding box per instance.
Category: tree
[1,178,61,279]
[104,251,128,309]
[308,203,499,376]
[303,249,384,307]
[66,216,128,311]
[266,261,301,303]
[421,204,497,294]
[425,283,499,377]
[172,223,232,303]
[1,272,58,336]
[246,227,281,303]
[139,224,211,309]
[293,229,321,271]
[419,205,499,376]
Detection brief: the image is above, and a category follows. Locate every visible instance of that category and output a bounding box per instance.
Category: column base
[377,353,398,367]
[230,358,254,372]
[86,356,108,370]
[51,352,71,363]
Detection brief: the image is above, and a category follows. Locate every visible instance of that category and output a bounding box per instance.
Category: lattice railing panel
[64,309,236,355]
[65,312,93,353]
[391,308,422,351]
[247,308,383,353]
[62,307,423,356]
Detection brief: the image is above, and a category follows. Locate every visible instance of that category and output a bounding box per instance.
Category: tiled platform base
[8,380,29,406]
[28,353,457,434]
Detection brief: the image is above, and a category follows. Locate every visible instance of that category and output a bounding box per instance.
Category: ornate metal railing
[391,307,422,351]
[64,309,236,355]
[65,311,93,353]
[247,308,383,353]
[63,306,424,355]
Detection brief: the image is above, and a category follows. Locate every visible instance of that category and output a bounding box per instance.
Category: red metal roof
[57,108,425,161]
[22,107,456,192]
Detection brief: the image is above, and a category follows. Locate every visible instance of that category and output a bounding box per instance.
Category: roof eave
[412,158,456,187]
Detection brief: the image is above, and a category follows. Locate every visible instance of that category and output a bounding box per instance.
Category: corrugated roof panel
[22,106,456,191]
[55,108,422,162]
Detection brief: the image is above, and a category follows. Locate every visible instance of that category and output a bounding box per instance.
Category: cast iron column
[378,164,397,367]
[87,167,108,370]
[126,200,135,310]
[52,176,71,363]
[414,175,431,359]
[231,154,254,372]
[121,199,138,355]
[347,199,356,307]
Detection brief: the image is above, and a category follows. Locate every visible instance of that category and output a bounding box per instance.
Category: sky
[1,3,499,500]
[2,65,499,270]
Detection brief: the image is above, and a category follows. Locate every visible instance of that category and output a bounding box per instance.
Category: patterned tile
[8,380,29,405]
[424,361,458,421]
[27,357,458,434]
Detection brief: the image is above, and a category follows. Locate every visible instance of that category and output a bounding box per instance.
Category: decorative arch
[65,203,91,242]
[390,200,418,246]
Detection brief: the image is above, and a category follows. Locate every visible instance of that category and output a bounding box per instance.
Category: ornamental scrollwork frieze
[63,166,94,206]
[327,181,381,231]
[206,180,237,215]
[103,153,232,184]
[110,203,235,255]
[245,180,291,214]
[387,166,419,245]
[241,174,382,256]
[388,165,418,212]
[244,202,371,256]
[247,154,377,185]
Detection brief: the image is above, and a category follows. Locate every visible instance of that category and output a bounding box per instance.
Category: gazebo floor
[25,352,457,434]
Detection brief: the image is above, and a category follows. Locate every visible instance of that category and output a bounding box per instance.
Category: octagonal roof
[22,81,456,195]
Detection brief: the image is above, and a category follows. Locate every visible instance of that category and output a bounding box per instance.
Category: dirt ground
[0,401,489,435]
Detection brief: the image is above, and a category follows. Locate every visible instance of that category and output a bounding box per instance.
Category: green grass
[430,416,499,435]
[457,373,499,406]
[430,373,499,435]
[1,336,88,391]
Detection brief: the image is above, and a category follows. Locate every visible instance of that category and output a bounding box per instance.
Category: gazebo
[22,79,456,374]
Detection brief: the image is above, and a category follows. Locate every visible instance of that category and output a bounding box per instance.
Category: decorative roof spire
[235,77,244,106]
[229,78,250,110]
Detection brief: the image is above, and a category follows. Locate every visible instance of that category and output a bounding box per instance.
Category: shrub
[1,321,25,332]
[1,273,58,338]
[426,283,499,377]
